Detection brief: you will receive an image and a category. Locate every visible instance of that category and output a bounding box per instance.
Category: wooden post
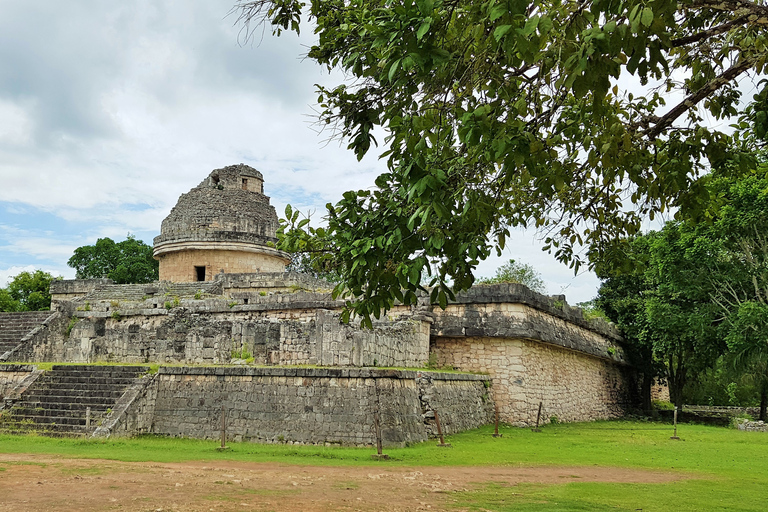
[670,406,681,440]
[217,405,229,451]
[531,402,543,432]
[371,411,389,459]
[493,403,502,438]
[434,410,451,447]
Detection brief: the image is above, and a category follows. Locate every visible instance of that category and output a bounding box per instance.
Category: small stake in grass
[531,402,543,432]
[670,406,681,440]
[492,404,502,438]
[434,410,452,447]
[217,405,229,451]
[370,411,389,460]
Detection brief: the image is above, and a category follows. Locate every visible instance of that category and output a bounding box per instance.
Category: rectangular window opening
[242,178,248,190]
[195,266,206,282]
[243,298,249,305]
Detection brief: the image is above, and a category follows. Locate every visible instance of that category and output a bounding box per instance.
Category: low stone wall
[737,419,768,432]
[146,367,492,446]
[432,336,631,425]
[50,278,115,304]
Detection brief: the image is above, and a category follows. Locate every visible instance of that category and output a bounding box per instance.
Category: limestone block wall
[12,306,430,368]
[157,248,287,282]
[147,367,491,446]
[431,301,625,363]
[432,336,630,425]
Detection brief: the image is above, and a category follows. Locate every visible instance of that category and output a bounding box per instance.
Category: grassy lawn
[0,420,765,511]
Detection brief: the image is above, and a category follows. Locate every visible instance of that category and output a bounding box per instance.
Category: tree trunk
[641,373,653,415]
[667,354,687,409]
[760,387,767,422]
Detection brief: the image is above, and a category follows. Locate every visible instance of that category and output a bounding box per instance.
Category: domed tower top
[153,164,290,282]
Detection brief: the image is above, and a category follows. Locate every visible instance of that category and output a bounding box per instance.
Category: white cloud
[0,265,71,288]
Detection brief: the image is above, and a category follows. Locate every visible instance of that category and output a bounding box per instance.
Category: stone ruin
[0,165,637,446]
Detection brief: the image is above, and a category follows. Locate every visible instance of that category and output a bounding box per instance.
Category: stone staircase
[0,311,53,356]
[0,365,149,436]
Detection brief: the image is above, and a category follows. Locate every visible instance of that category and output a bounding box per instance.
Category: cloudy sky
[0,0,602,303]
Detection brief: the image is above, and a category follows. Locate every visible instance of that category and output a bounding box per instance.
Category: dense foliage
[236,0,768,324]
[67,236,159,284]
[597,173,768,415]
[0,270,59,312]
[476,259,547,294]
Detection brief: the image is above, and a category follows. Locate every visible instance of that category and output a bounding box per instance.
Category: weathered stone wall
[0,365,34,397]
[94,374,159,438]
[220,272,333,295]
[13,306,430,368]
[737,419,767,432]
[3,310,72,363]
[431,301,625,363]
[149,367,491,446]
[432,336,630,425]
[157,248,287,282]
[50,279,115,305]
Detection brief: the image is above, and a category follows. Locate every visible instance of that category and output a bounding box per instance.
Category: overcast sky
[0,0,602,304]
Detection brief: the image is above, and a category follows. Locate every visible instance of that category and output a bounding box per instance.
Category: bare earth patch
[0,454,686,512]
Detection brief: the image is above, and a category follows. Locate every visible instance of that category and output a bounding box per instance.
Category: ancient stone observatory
[153,164,290,282]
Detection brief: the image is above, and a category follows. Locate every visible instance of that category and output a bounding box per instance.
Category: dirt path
[0,454,684,511]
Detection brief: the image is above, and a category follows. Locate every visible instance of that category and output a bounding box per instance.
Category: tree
[704,174,768,419]
[0,270,59,312]
[598,172,768,411]
[476,259,547,294]
[596,224,722,409]
[235,0,766,325]
[67,236,159,284]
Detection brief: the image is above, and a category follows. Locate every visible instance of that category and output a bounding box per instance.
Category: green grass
[0,421,765,510]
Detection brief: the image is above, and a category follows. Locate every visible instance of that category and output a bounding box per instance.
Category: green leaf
[640,7,653,27]
[388,58,401,82]
[416,19,431,40]
[493,25,513,41]
[489,4,507,22]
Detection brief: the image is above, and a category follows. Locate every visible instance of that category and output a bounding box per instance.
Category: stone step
[51,365,149,373]
[14,400,116,411]
[37,376,141,386]
[22,390,128,402]
[10,406,108,419]
[2,364,149,435]
[7,414,91,427]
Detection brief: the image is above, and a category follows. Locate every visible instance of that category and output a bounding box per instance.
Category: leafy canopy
[597,171,768,408]
[235,0,768,325]
[67,236,159,284]
[476,259,547,294]
[0,270,59,312]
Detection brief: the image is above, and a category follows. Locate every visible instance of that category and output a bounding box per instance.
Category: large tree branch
[645,54,760,139]
[671,15,750,47]
[690,0,768,19]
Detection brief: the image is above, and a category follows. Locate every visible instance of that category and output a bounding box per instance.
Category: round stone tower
[153,164,290,282]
